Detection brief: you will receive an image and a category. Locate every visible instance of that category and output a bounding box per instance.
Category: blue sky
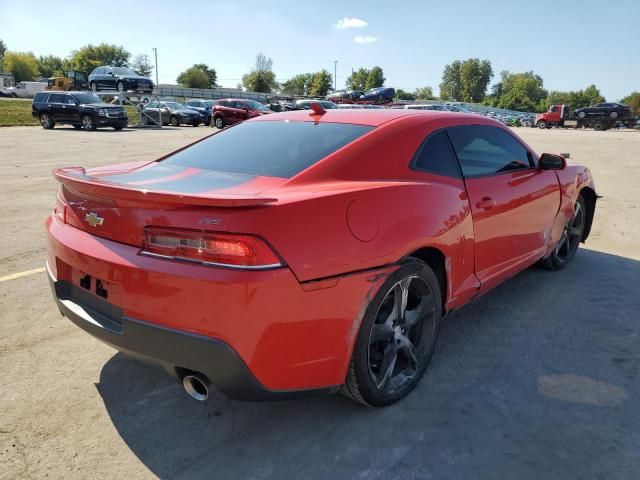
[1,0,638,100]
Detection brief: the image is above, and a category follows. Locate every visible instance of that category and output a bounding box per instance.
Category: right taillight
[141,227,283,270]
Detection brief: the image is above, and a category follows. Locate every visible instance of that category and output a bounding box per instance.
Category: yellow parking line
[0,267,46,283]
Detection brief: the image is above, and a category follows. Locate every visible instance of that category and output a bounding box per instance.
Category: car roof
[250,109,479,127]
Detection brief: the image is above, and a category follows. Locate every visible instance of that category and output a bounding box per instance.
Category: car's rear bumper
[47,266,338,400]
[46,216,394,397]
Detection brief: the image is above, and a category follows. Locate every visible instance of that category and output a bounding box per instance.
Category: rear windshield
[162,120,374,178]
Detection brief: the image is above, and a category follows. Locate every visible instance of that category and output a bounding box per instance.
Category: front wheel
[610,111,618,119]
[342,259,442,406]
[90,81,97,92]
[577,111,586,119]
[541,195,586,270]
[537,120,547,129]
[214,116,224,129]
[116,81,125,93]
[81,114,96,131]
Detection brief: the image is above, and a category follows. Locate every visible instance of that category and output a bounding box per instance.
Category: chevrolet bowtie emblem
[85,212,104,227]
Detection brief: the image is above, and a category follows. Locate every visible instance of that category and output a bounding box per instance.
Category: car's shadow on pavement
[97,248,640,480]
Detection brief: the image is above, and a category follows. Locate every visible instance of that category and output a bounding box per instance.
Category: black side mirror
[539,153,567,170]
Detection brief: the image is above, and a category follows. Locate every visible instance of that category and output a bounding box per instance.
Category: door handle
[476,197,496,210]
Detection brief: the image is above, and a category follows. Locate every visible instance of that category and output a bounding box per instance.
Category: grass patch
[0,99,39,127]
[0,99,140,127]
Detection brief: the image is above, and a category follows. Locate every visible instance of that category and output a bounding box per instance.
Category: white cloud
[333,17,368,29]
[354,35,378,44]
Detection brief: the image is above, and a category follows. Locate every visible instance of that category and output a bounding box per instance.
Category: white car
[5,81,47,98]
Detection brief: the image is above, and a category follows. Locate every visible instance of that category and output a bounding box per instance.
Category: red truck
[536,104,636,131]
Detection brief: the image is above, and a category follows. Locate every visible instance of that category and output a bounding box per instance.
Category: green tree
[414,86,434,100]
[440,58,493,102]
[192,63,217,87]
[132,54,154,78]
[346,67,369,91]
[365,66,385,90]
[3,51,39,82]
[540,85,605,112]
[493,70,547,111]
[280,73,312,95]
[176,67,209,88]
[37,55,64,78]
[621,91,640,114]
[308,70,333,97]
[439,60,463,101]
[395,88,416,100]
[70,43,130,73]
[0,39,6,70]
[242,53,277,93]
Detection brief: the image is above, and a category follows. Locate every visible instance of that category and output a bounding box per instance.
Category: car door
[143,101,159,123]
[60,94,80,123]
[233,101,249,122]
[47,93,66,121]
[102,67,114,89]
[447,124,561,291]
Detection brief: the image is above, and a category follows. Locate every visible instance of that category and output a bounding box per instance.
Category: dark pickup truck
[32,91,128,131]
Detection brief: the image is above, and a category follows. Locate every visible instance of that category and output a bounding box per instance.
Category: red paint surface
[47,110,596,391]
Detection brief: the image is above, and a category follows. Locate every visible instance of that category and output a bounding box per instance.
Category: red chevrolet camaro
[46,107,597,406]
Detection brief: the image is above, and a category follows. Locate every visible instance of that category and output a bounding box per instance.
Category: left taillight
[53,189,67,224]
[140,227,283,270]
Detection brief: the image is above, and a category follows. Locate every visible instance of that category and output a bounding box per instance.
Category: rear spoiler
[53,167,277,208]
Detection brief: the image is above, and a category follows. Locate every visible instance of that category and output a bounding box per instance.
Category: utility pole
[152,48,158,86]
[334,60,338,91]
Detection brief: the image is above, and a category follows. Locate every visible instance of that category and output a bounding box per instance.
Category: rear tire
[577,111,586,119]
[116,81,125,93]
[90,81,97,92]
[170,116,180,127]
[342,258,442,406]
[541,195,586,270]
[610,111,618,119]
[39,113,55,129]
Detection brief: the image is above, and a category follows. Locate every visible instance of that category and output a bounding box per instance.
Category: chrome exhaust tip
[182,373,209,401]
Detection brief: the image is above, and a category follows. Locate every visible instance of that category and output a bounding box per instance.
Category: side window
[447,125,532,178]
[550,106,558,113]
[48,93,65,103]
[233,101,246,109]
[63,95,76,105]
[412,130,462,178]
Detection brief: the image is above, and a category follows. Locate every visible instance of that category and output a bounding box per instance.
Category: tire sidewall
[350,259,442,406]
[545,194,586,269]
[214,116,224,128]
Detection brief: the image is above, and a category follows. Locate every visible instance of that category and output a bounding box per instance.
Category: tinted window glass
[34,93,48,102]
[413,130,461,178]
[72,93,101,104]
[162,121,374,178]
[447,125,531,177]
[62,95,76,105]
[48,94,65,103]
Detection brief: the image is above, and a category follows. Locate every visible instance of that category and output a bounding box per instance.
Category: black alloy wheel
[541,195,586,270]
[343,258,442,406]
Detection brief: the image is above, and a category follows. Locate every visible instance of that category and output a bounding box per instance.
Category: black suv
[88,66,154,93]
[32,92,128,131]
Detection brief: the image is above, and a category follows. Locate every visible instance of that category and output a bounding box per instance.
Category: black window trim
[445,124,536,179]
[409,127,463,179]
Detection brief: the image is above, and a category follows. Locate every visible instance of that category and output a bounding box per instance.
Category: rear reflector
[141,227,282,269]
[53,189,67,224]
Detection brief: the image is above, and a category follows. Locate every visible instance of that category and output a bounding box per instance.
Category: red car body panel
[46,110,597,396]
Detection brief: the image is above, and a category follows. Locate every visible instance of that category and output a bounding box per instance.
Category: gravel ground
[0,125,638,480]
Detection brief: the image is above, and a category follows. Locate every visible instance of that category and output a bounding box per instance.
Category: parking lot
[1,126,639,479]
